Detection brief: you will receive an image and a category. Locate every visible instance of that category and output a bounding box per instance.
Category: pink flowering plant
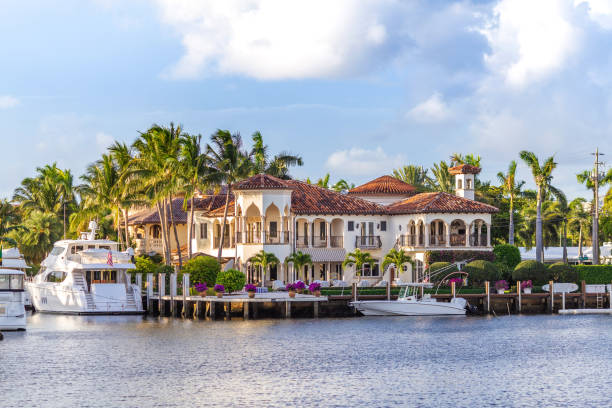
[308,282,321,293]
[214,284,225,293]
[494,280,508,291]
[245,284,257,292]
[520,280,533,289]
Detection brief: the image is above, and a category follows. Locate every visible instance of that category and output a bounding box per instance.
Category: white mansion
[129,164,498,285]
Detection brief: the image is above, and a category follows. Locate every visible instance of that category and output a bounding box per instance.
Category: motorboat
[26,221,143,315]
[0,267,26,330]
[1,247,32,308]
[350,282,467,316]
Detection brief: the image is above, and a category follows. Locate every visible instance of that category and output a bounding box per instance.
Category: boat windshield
[0,274,24,291]
[50,246,64,256]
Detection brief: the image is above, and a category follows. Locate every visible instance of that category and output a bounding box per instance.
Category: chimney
[448,164,481,201]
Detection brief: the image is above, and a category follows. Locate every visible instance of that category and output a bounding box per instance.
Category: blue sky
[1,0,612,200]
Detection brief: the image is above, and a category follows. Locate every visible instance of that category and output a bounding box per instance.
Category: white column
[326,262,331,281]
[326,221,331,248]
[465,222,471,247]
[424,222,430,247]
[280,216,286,244]
[260,215,266,243]
[445,223,451,247]
[486,223,491,247]
[477,221,482,247]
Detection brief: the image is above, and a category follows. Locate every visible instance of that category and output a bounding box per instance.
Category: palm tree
[284,251,313,282]
[13,210,62,264]
[519,151,560,262]
[392,165,431,191]
[331,179,355,193]
[342,248,376,280]
[497,160,525,245]
[249,250,280,287]
[381,248,412,282]
[250,131,303,179]
[450,153,481,167]
[569,198,590,263]
[314,174,331,189]
[207,130,252,262]
[429,161,454,193]
[108,141,136,247]
[0,200,26,247]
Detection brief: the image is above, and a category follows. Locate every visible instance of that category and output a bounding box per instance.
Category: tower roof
[348,175,417,196]
[448,164,481,175]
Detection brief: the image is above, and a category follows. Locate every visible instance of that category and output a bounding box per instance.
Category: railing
[213,237,232,248]
[296,235,309,248]
[470,234,488,247]
[263,231,290,244]
[313,236,327,248]
[399,234,424,247]
[450,234,466,246]
[355,235,382,249]
[330,236,343,248]
[429,234,446,247]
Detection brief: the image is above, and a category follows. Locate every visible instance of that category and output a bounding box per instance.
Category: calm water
[1,313,611,407]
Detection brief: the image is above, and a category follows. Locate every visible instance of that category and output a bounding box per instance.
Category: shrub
[512,260,548,285]
[182,256,220,287]
[493,244,521,269]
[574,265,612,284]
[134,256,158,275]
[463,260,500,285]
[216,269,246,293]
[425,250,495,264]
[548,262,578,283]
[427,262,458,283]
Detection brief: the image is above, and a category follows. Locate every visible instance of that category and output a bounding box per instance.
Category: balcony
[296,235,309,248]
[429,234,446,247]
[470,233,488,247]
[264,231,290,245]
[355,235,381,249]
[313,236,327,248]
[213,237,232,248]
[330,236,343,248]
[450,234,466,247]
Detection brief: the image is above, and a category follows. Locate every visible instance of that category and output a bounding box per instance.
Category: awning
[299,248,346,263]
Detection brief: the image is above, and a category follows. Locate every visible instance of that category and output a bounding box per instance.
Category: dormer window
[457,179,463,189]
[466,179,472,189]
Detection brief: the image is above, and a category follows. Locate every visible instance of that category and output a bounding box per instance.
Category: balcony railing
[296,235,309,248]
[450,234,466,247]
[313,236,327,248]
[264,231,290,244]
[213,237,232,248]
[470,234,488,247]
[330,236,343,248]
[429,234,446,247]
[355,235,382,249]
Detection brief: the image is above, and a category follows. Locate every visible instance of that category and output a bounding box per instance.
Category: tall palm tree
[518,198,563,256]
[13,210,62,264]
[249,250,280,287]
[429,161,454,193]
[284,251,313,282]
[568,198,590,263]
[519,151,560,262]
[497,160,525,245]
[392,165,431,191]
[250,131,303,179]
[450,153,481,167]
[207,130,252,262]
[0,200,26,247]
[381,248,412,282]
[331,179,355,193]
[108,141,135,247]
[342,248,376,280]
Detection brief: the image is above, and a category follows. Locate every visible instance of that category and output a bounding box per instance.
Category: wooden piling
[158,273,166,316]
[548,280,554,313]
[484,281,490,313]
[352,282,357,302]
[386,280,391,300]
[195,300,201,319]
[243,302,249,319]
[516,281,521,313]
[562,291,566,311]
[182,273,189,318]
[146,273,154,312]
[581,280,586,308]
[284,301,291,318]
[451,281,456,298]
[313,301,319,318]
[170,273,177,316]
[209,301,216,319]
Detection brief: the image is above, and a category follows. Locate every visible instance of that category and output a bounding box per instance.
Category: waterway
[2,313,611,407]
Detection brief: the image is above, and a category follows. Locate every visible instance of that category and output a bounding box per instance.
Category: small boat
[350,283,467,316]
[26,221,143,315]
[0,268,26,330]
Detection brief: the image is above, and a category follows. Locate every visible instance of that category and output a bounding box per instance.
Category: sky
[1,0,612,200]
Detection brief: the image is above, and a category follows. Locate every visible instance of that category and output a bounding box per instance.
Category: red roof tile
[386,192,498,214]
[285,180,387,215]
[348,175,417,196]
[207,200,235,217]
[128,198,193,225]
[233,174,290,190]
[448,164,481,175]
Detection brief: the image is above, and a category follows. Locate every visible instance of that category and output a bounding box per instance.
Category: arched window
[466,178,472,189]
[457,178,463,189]
[151,225,161,239]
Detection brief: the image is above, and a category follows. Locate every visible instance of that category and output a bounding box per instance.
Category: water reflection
[2,314,611,407]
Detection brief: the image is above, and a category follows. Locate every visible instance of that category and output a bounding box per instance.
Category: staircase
[596,293,604,309]
[125,288,138,311]
[73,273,95,310]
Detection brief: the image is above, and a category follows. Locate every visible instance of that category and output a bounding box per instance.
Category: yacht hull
[0,293,26,330]
[350,299,466,316]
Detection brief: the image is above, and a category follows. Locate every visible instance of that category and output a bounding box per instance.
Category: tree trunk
[578,224,583,264]
[188,195,194,259]
[562,220,567,264]
[123,208,130,249]
[156,202,168,264]
[509,197,515,245]
[169,195,183,270]
[164,198,172,265]
[217,185,231,262]
[535,187,543,263]
[116,208,124,249]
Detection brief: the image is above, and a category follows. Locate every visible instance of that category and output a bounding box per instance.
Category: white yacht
[0,268,26,330]
[351,282,467,317]
[26,221,143,315]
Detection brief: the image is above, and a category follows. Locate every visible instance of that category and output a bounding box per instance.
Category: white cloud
[480,0,579,88]
[95,132,114,151]
[576,0,612,29]
[154,0,400,80]
[325,147,404,177]
[407,93,451,122]
[0,95,19,109]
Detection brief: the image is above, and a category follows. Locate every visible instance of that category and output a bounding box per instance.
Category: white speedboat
[26,221,143,315]
[350,283,467,316]
[0,268,26,330]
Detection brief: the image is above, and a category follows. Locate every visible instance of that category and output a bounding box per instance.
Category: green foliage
[182,256,220,286]
[427,262,458,283]
[493,244,521,269]
[134,256,159,275]
[512,260,548,285]
[574,265,612,284]
[216,268,246,293]
[463,260,500,285]
[425,250,495,264]
[547,262,578,282]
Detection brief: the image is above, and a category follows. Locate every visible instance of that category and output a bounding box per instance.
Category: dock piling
[313,301,319,318]
[146,273,154,312]
[581,280,586,308]
[484,281,490,313]
[182,273,190,318]
[284,301,291,318]
[243,302,249,319]
[386,280,391,300]
[549,280,554,313]
[158,273,166,316]
[516,281,521,313]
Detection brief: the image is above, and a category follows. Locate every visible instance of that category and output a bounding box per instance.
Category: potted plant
[309,282,322,297]
[495,280,508,294]
[245,283,257,298]
[521,280,533,294]
[194,282,208,297]
[214,284,225,298]
[286,283,296,298]
[294,281,306,294]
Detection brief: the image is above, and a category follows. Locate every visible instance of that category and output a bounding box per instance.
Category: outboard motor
[465,302,479,315]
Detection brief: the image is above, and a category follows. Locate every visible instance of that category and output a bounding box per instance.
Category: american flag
[106,251,114,266]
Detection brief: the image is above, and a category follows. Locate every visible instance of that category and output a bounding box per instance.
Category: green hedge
[182,256,220,287]
[493,244,521,269]
[548,262,578,283]
[427,262,458,283]
[216,268,246,293]
[463,260,500,285]
[575,265,612,284]
[425,250,495,264]
[512,260,548,285]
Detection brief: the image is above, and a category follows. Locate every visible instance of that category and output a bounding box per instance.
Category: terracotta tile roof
[386,192,498,214]
[348,175,417,196]
[448,164,481,175]
[193,194,233,212]
[207,200,235,217]
[128,198,192,225]
[284,180,387,215]
[233,174,291,190]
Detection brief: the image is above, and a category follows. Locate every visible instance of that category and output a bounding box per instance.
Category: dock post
[182,273,190,318]
[484,281,490,314]
[195,300,201,319]
[562,291,566,311]
[135,273,142,292]
[225,302,231,319]
[313,301,319,318]
[610,281,612,310]
[243,302,249,319]
[581,280,586,308]
[146,273,154,313]
[170,273,177,316]
[352,282,357,302]
[209,301,216,319]
[548,280,554,313]
[386,280,391,300]
[284,301,291,318]
[451,281,456,298]
[516,281,521,313]
[158,273,166,316]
